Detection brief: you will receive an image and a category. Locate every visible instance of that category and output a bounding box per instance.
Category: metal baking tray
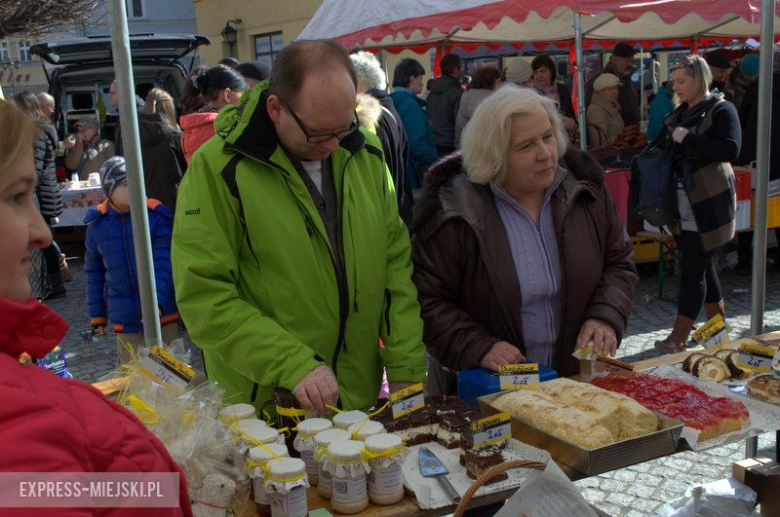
[478,391,683,477]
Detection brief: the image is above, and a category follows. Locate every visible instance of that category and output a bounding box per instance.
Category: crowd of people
[0,36,777,513]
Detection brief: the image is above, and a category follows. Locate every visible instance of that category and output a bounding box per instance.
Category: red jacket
[180,112,218,164]
[0,297,192,516]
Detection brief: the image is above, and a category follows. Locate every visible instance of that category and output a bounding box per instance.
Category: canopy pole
[108,0,162,348]
[574,13,587,151]
[639,47,645,124]
[746,0,775,460]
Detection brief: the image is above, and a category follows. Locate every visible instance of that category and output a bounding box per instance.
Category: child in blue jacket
[84,156,179,364]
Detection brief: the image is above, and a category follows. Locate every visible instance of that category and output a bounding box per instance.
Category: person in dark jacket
[139,88,187,211]
[653,55,741,354]
[85,157,180,365]
[412,85,638,395]
[704,50,733,100]
[11,91,66,299]
[585,43,640,127]
[390,58,439,189]
[426,53,464,156]
[0,100,192,517]
[351,51,414,226]
[531,54,577,135]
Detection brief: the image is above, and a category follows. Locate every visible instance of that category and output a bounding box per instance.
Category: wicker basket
[453,459,547,517]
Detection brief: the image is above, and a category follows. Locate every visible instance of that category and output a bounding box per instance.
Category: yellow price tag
[471,412,511,449]
[691,314,730,352]
[390,382,425,419]
[738,343,775,372]
[140,346,195,391]
[499,364,540,390]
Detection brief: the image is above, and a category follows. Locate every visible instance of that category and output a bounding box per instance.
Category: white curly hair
[350,51,387,91]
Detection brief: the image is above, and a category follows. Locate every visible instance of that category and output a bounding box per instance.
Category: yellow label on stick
[499,364,540,390]
[390,382,424,419]
[738,343,775,372]
[691,314,730,352]
[140,346,195,391]
[471,412,511,449]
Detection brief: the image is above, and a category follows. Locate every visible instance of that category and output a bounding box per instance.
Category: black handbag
[630,135,678,227]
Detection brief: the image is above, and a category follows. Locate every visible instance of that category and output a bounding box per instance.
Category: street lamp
[221,19,242,58]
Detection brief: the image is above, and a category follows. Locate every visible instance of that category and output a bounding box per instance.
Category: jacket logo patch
[184,207,201,216]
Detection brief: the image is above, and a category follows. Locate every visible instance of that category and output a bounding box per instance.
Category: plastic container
[247,444,290,517]
[323,440,369,514]
[365,433,406,505]
[219,403,257,423]
[293,418,332,486]
[264,458,309,517]
[312,428,351,499]
[348,420,385,441]
[457,365,558,406]
[332,410,368,430]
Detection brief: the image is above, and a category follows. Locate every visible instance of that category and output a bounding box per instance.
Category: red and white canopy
[298,0,780,51]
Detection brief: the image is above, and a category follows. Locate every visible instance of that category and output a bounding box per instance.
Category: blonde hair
[0,101,38,189]
[144,88,179,131]
[670,54,712,103]
[461,84,568,185]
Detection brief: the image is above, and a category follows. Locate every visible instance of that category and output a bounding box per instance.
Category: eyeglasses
[279,98,359,144]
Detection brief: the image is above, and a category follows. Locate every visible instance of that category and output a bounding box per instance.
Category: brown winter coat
[411,149,638,394]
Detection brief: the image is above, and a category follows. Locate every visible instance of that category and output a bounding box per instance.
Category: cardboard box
[733,457,780,515]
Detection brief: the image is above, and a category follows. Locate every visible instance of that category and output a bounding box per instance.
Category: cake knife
[418,446,461,503]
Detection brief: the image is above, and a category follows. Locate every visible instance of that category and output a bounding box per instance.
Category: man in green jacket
[171,40,426,415]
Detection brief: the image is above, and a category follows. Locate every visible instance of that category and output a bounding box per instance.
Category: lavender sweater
[490,167,566,366]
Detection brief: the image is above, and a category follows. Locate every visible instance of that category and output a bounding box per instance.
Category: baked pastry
[692,357,731,382]
[747,375,780,405]
[592,374,749,441]
[462,444,507,482]
[682,353,707,373]
[490,378,658,449]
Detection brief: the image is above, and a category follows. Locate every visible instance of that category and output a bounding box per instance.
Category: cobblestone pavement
[45,250,780,516]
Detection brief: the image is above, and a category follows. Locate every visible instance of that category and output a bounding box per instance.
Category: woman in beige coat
[454,66,502,148]
[587,73,625,147]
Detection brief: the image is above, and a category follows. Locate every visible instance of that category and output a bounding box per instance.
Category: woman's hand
[479,341,526,371]
[672,126,690,144]
[576,319,618,357]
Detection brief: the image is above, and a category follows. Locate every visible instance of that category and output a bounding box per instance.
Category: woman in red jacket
[0,100,192,516]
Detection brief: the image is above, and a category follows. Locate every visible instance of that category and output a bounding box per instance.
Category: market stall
[53,182,104,227]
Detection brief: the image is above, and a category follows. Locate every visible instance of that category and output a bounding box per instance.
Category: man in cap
[426,53,464,156]
[585,43,640,126]
[172,40,427,415]
[704,50,733,98]
[64,118,115,179]
[504,57,533,87]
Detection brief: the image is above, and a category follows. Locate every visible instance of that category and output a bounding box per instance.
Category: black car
[31,34,209,139]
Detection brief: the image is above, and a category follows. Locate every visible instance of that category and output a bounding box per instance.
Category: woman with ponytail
[179,64,247,163]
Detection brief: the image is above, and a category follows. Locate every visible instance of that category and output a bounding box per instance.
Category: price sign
[499,364,540,390]
[471,412,511,450]
[738,343,775,373]
[390,382,425,419]
[594,356,635,377]
[139,346,195,392]
[691,314,730,352]
[572,343,596,361]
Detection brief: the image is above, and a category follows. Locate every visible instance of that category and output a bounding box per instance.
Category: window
[254,32,283,68]
[0,42,9,61]
[18,41,31,62]
[126,0,143,18]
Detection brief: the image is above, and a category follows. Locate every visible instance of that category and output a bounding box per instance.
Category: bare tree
[0,1,99,40]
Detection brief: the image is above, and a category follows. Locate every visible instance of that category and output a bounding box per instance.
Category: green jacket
[171,84,426,412]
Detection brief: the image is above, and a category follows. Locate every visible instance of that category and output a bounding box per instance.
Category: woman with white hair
[652,55,740,354]
[412,85,638,394]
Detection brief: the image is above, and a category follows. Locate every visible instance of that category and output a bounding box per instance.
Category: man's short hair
[268,40,357,108]
[218,57,240,68]
[392,58,425,88]
[440,54,462,76]
[350,51,387,91]
[37,92,55,109]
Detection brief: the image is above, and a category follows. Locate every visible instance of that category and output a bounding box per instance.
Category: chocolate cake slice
[436,409,482,449]
[461,444,507,482]
[378,407,434,446]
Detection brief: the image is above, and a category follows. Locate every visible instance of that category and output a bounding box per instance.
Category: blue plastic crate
[457,365,558,406]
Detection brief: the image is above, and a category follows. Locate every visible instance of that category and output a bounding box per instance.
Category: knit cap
[740,54,760,76]
[100,156,127,200]
[505,58,532,86]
